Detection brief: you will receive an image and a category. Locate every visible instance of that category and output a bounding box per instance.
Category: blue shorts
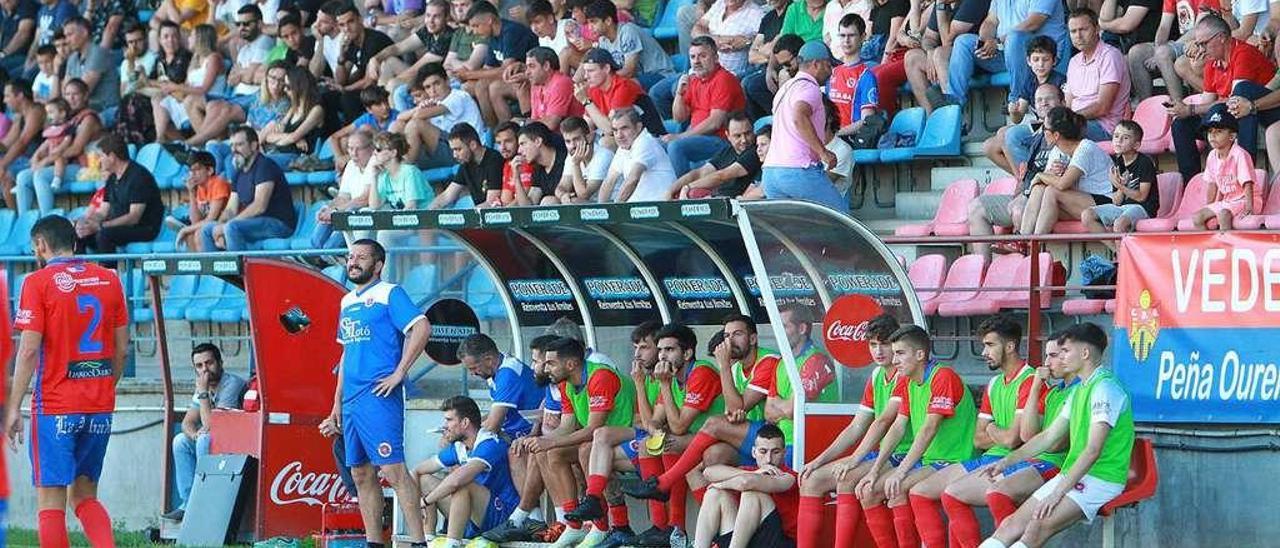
[1004,458,1059,480]
[738,421,794,466]
[861,451,907,467]
[342,391,405,467]
[465,491,518,537]
[621,428,646,461]
[960,454,1003,473]
[909,459,958,472]
[30,413,112,487]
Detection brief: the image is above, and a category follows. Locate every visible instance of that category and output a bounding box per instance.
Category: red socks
[657,432,717,492]
[863,504,898,548]
[890,503,920,548]
[907,495,943,548]
[691,486,707,504]
[797,495,825,548]
[608,503,630,529]
[562,499,582,528]
[637,456,669,529]
[75,499,115,548]
[986,491,1019,527]
[39,509,70,548]
[586,474,608,498]
[833,494,862,548]
[662,454,688,529]
[941,493,981,548]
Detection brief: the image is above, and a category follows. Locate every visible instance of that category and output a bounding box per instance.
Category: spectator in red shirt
[1168,14,1276,180]
[494,121,535,206]
[526,46,584,131]
[693,423,799,548]
[663,36,747,176]
[574,47,645,140]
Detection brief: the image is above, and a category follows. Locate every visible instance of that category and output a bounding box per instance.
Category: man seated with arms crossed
[165,343,248,522]
[693,423,799,548]
[418,395,520,547]
[529,336,636,547]
[855,325,977,548]
[908,314,1035,548]
[796,313,905,548]
[980,323,1133,548]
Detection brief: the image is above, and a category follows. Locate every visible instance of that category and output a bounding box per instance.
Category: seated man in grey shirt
[164,343,249,522]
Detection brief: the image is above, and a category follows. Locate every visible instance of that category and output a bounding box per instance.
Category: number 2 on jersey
[76,294,104,354]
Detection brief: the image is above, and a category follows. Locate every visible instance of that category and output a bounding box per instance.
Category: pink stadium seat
[1134,95,1174,155]
[907,254,947,304]
[920,254,987,315]
[938,253,1023,316]
[1235,174,1280,229]
[1138,174,1209,231]
[895,179,980,236]
[1151,172,1184,218]
[1105,299,1117,313]
[1052,220,1087,233]
[1063,298,1109,315]
[1166,94,1215,153]
[1175,168,1266,230]
[1001,252,1058,309]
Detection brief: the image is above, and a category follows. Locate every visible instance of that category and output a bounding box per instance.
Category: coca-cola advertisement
[258,424,353,538]
[822,294,885,368]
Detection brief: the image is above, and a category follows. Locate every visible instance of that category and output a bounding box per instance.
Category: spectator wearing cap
[584,0,674,89]
[574,47,645,139]
[312,130,375,249]
[458,0,539,127]
[743,32,804,120]
[1192,103,1255,229]
[660,36,747,176]
[75,134,164,258]
[761,40,847,212]
[174,150,233,251]
[1061,9,1131,141]
[526,46,583,131]
[599,107,677,202]
[1169,14,1276,181]
[667,112,760,198]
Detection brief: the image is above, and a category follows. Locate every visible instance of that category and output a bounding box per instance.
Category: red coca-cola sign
[822,294,885,368]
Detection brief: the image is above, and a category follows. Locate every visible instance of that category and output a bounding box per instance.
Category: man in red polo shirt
[1168,13,1275,180]
[574,47,646,140]
[526,46,584,131]
[662,36,747,176]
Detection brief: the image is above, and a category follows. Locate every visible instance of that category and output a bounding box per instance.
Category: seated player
[855,325,977,548]
[907,315,1035,548]
[693,424,799,548]
[768,303,839,438]
[417,396,520,546]
[459,333,542,439]
[797,313,907,548]
[980,323,1134,548]
[529,337,636,548]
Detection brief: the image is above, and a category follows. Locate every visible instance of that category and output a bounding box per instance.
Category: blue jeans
[310,220,346,249]
[949,31,1069,103]
[1004,123,1036,166]
[649,73,680,119]
[762,165,849,213]
[667,135,728,176]
[742,68,773,120]
[171,431,212,510]
[1172,80,1280,181]
[200,216,292,251]
[16,164,81,216]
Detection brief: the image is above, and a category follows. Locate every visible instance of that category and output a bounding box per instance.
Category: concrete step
[895,190,944,220]
[930,165,1007,191]
[861,218,919,236]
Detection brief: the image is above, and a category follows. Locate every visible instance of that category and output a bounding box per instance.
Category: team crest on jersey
[53,272,77,293]
[589,395,607,408]
[377,442,393,458]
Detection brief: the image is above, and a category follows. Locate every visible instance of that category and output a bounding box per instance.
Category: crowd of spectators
[0,0,1275,255]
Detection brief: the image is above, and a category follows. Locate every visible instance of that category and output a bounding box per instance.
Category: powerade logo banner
[663,276,734,311]
[584,277,655,312]
[742,272,818,308]
[508,279,575,313]
[1114,233,1280,423]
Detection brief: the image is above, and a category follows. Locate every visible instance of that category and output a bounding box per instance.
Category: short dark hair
[630,320,663,344]
[721,313,756,335]
[866,313,900,343]
[838,13,865,34]
[320,0,346,16]
[30,215,77,253]
[1115,119,1144,141]
[495,120,520,138]
[655,323,697,353]
[230,124,260,145]
[458,333,500,359]
[98,134,129,161]
[466,0,498,20]
[278,14,302,30]
[690,35,717,51]
[448,122,482,145]
[529,334,560,352]
[561,116,590,135]
[775,34,805,57]
[6,78,32,101]
[755,124,772,138]
[63,78,88,95]
[978,314,1022,346]
[517,121,555,146]
[65,16,90,32]
[583,0,617,22]
[779,302,815,326]
[123,20,147,38]
[1026,35,1057,60]
[888,325,931,353]
[417,62,448,85]
[1057,322,1109,355]
[360,86,390,107]
[727,111,752,128]
[36,45,55,57]
[190,150,217,169]
[350,238,386,264]
[442,395,483,426]
[1068,7,1099,26]
[528,0,556,19]
[1044,106,1085,140]
[159,20,181,33]
[545,336,585,363]
[192,342,223,365]
[237,4,263,19]
[335,3,361,18]
[526,46,560,70]
[756,423,785,442]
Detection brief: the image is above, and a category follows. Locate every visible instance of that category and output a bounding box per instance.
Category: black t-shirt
[455,147,504,204]
[0,0,37,48]
[105,161,164,233]
[283,36,317,67]
[1118,0,1163,44]
[1021,131,1052,195]
[871,0,909,38]
[530,145,567,198]
[708,145,760,197]
[759,8,785,42]
[483,20,538,67]
[342,29,394,83]
[153,49,193,84]
[235,154,298,229]
[414,26,456,60]
[1114,152,1159,217]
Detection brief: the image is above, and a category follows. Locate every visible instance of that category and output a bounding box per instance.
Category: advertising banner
[1114,232,1280,422]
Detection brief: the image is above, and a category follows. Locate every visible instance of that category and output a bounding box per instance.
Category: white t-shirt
[608,130,676,202]
[338,159,376,199]
[233,34,277,96]
[702,0,764,74]
[431,88,486,134]
[1058,139,1112,196]
[582,145,615,182]
[540,18,579,54]
[322,35,342,73]
[1233,0,1270,36]
[119,51,159,96]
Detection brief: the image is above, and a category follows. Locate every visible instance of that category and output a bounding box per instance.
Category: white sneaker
[575,525,608,548]
[551,524,590,548]
[670,527,688,548]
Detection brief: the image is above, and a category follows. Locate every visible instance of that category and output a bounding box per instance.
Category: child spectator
[32,44,58,102]
[1193,105,1256,230]
[33,97,70,191]
[330,86,399,168]
[173,151,232,251]
[1081,120,1159,244]
[1009,36,1066,124]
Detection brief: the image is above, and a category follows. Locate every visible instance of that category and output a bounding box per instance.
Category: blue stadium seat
[184,276,231,322]
[878,107,927,164]
[402,264,439,304]
[136,143,188,190]
[988,72,1011,87]
[65,178,99,194]
[287,201,328,250]
[465,268,505,320]
[912,105,964,158]
[672,54,689,73]
[0,211,18,249]
[205,141,234,180]
[0,211,40,255]
[209,284,247,323]
[126,269,153,323]
[260,203,308,250]
[424,166,459,186]
[652,0,691,41]
[151,223,180,253]
[663,119,684,134]
[161,275,201,320]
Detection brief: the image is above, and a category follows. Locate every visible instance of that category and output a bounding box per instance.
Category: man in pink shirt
[663,36,748,175]
[1062,8,1131,141]
[761,40,847,212]
[526,46,585,131]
